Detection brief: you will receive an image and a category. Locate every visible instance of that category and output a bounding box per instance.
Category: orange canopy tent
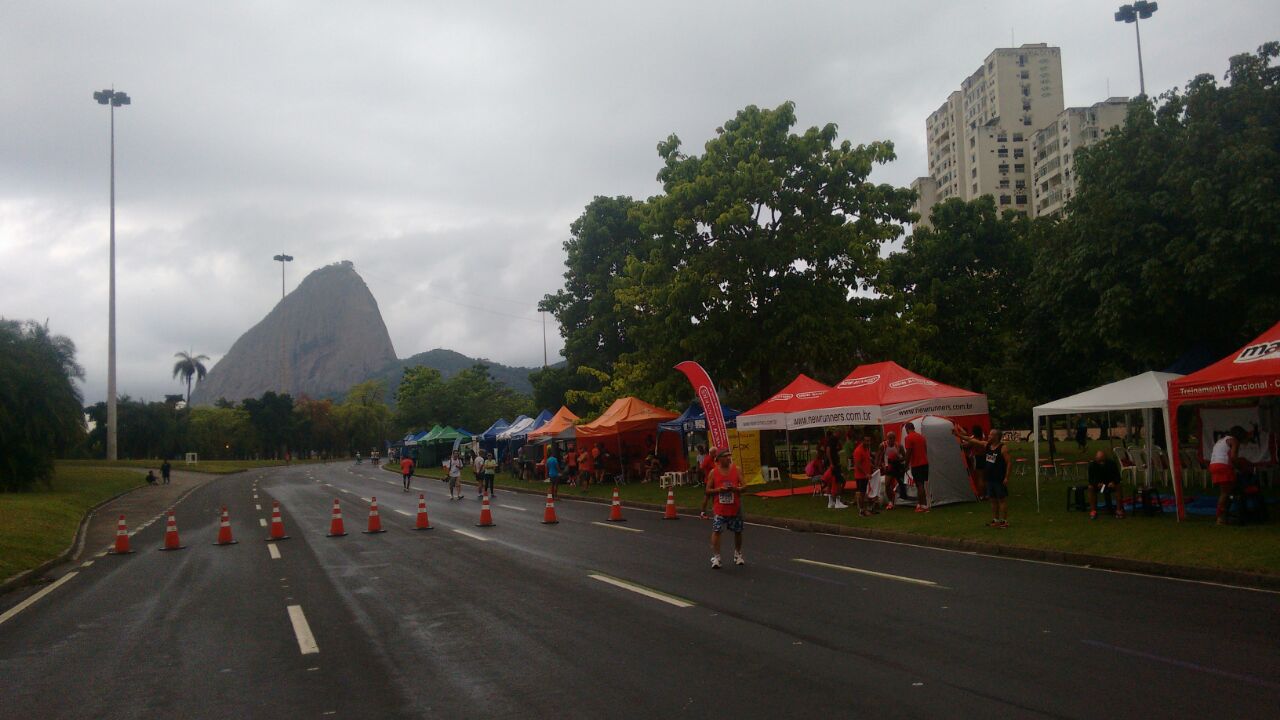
[576,397,684,477]
[526,406,579,442]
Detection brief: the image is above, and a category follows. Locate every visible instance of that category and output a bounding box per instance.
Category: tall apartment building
[1030,97,1130,217]
[913,44,1064,227]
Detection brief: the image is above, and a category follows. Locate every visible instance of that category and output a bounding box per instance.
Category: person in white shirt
[1209,426,1247,525]
[447,451,464,500]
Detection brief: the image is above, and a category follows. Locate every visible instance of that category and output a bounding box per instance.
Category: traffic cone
[266,501,290,541]
[476,493,495,527]
[326,499,348,537]
[158,510,186,551]
[414,494,432,530]
[663,489,680,520]
[607,487,627,522]
[213,506,238,545]
[541,492,559,524]
[109,514,134,555]
[363,497,386,534]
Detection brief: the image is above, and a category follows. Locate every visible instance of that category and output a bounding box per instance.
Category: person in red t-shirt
[852,432,875,517]
[400,455,415,492]
[704,449,744,569]
[903,422,930,512]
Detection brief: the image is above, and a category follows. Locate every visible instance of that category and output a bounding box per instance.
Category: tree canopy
[1,319,86,490]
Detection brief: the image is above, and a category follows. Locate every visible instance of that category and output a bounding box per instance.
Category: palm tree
[172,351,210,404]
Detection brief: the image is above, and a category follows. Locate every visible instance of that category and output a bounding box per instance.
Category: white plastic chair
[1114,447,1138,483]
[762,466,781,483]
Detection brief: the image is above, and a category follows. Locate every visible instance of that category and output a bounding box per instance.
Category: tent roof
[497,416,536,440]
[424,425,469,443]
[576,397,678,440]
[1169,320,1280,404]
[1034,371,1183,417]
[658,400,741,433]
[527,406,580,440]
[737,374,834,430]
[479,418,509,440]
[784,362,988,428]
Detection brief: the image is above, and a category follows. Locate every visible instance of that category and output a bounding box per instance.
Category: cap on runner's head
[717,449,732,459]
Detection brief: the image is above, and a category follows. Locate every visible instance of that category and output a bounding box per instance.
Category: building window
[1020,70,1029,79]
[1023,117,1033,126]
[998,163,1009,174]
[1000,195,1012,205]
[1013,148,1025,159]
[999,179,1010,189]
[998,148,1008,157]
[1013,133,1024,142]
[1014,163,1026,173]
[1015,180,1026,189]
[996,133,1007,142]
[973,183,978,194]
[971,168,977,178]
[1015,195,1028,204]
[1023,101,1031,111]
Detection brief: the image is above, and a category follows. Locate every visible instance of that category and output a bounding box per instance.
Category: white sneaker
[710,555,722,569]
[733,551,745,566]
[833,500,849,509]
[826,497,834,508]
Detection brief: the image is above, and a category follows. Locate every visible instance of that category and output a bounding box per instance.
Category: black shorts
[855,477,869,494]
[912,464,930,484]
[567,467,578,478]
[986,479,1008,499]
[549,475,561,485]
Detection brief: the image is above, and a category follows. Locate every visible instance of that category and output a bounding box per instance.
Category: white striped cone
[327,499,348,537]
[363,497,386,534]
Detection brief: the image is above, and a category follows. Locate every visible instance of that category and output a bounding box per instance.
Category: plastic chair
[1127,447,1149,485]
[1115,447,1138,483]
[762,466,781,483]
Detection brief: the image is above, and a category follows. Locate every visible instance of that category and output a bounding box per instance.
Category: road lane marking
[591,521,643,533]
[0,572,79,627]
[80,560,94,568]
[253,494,258,500]
[1081,639,1280,691]
[259,518,268,527]
[393,509,411,517]
[499,504,527,511]
[452,529,491,542]
[791,558,943,588]
[588,573,693,608]
[268,544,282,560]
[255,504,261,511]
[286,605,319,654]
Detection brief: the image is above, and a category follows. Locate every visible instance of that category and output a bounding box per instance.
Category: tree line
[535,43,1280,425]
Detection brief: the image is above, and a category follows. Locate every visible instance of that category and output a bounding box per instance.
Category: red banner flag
[674,361,730,453]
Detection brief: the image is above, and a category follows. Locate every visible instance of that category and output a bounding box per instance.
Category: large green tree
[0,320,86,490]
[606,102,915,407]
[335,380,392,454]
[171,351,209,404]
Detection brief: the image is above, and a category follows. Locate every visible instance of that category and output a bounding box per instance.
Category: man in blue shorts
[704,449,745,569]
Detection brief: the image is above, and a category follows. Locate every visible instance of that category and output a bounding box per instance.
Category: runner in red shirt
[704,449,744,569]
[903,422,930,512]
[852,432,875,517]
[400,455,415,492]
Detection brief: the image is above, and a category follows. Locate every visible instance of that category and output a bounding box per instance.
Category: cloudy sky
[3,1,1276,403]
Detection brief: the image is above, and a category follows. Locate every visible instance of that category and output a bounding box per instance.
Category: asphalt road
[1,462,1277,719]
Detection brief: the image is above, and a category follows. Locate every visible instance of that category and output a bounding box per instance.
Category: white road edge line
[591,521,643,533]
[452,528,491,542]
[0,572,79,627]
[268,544,282,560]
[792,558,944,588]
[499,504,527,511]
[286,605,319,655]
[589,573,693,608]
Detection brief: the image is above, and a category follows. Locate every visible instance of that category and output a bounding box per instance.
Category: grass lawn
[58,458,328,475]
[403,458,1280,577]
[0,466,146,581]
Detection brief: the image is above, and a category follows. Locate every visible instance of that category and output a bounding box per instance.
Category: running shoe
[1089,509,1097,520]
[987,519,1001,527]
[885,503,894,510]
[997,520,1010,529]
[833,500,849,509]
[710,555,722,569]
[733,551,745,566]
[914,505,928,513]
[1115,511,1125,519]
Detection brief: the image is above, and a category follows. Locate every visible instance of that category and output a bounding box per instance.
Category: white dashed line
[499,504,527,511]
[452,528,491,542]
[791,558,944,588]
[286,605,319,654]
[0,572,79,627]
[80,560,94,568]
[259,518,268,527]
[393,509,411,517]
[255,504,261,511]
[591,521,643,533]
[588,573,693,608]
[268,544,282,560]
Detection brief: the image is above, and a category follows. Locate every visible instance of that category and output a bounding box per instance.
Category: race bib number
[717,491,734,505]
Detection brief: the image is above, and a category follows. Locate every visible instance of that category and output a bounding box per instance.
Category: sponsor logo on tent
[888,377,937,389]
[795,390,827,399]
[838,374,880,389]
[770,393,794,401]
[1235,340,1280,364]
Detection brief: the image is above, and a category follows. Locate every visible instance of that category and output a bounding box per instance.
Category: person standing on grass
[565,444,578,489]
[1086,450,1124,520]
[482,451,498,497]
[853,432,876,517]
[1210,426,1246,525]
[705,449,745,569]
[578,444,595,492]
[161,459,171,485]
[824,430,848,509]
[546,449,562,499]
[956,425,1011,528]
[447,451,464,500]
[903,423,930,512]
[876,431,906,509]
[400,454,415,492]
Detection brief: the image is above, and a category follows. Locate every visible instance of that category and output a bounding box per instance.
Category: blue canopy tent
[499,409,553,461]
[658,400,741,436]
[479,417,513,455]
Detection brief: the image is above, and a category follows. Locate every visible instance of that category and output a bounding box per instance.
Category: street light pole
[94,88,130,461]
[1114,2,1159,97]
[272,253,294,301]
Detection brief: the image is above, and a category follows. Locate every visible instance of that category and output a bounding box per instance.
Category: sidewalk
[76,468,223,560]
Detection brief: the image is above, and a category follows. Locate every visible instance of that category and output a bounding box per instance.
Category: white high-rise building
[1030,97,1131,217]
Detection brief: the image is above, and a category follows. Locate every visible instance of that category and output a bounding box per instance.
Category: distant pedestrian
[824,430,847,509]
[146,470,158,485]
[473,452,486,498]
[400,454,415,491]
[565,444,578,488]
[705,449,744,569]
[903,422,930,512]
[482,452,497,497]
[877,431,907,509]
[1086,450,1124,520]
[852,433,875,517]
[1075,418,1089,451]
[546,449,562,498]
[958,425,1011,527]
[447,452,464,500]
[160,459,172,485]
[1210,426,1247,525]
[578,445,595,492]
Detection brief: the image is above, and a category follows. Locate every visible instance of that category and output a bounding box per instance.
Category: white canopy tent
[1031,371,1182,512]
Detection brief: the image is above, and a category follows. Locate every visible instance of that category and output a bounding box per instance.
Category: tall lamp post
[273,253,294,301]
[272,254,294,395]
[1114,2,1158,97]
[93,88,131,461]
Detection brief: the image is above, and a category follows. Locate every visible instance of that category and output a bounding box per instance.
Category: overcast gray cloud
[2,0,1276,403]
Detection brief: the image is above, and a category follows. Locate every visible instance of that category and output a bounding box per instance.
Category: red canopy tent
[737,374,834,431]
[1166,320,1280,520]
[782,361,990,433]
[576,397,683,478]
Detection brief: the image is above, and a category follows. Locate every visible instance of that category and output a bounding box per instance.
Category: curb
[446,473,1280,591]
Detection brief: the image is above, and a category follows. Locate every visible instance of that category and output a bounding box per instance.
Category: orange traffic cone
[266,501,290,541]
[414,494,432,530]
[327,499,348,537]
[363,497,386,534]
[663,489,680,520]
[109,514,134,555]
[607,487,627,522]
[213,506,238,545]
[542,492,559,524]
[158,510,186,551]
[476,493,495,527]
